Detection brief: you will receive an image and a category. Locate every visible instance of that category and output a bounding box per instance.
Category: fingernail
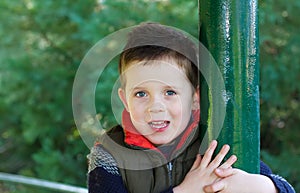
[211,140,217,146]
[233,155,237,161]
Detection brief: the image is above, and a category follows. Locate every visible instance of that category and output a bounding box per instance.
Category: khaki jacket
[99,125,201,193]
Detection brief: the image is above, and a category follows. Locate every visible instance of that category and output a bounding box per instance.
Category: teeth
[150,121,165,125]
[149,121,169,129]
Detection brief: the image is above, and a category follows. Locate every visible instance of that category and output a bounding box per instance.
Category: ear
[192,86,200,110]
[118,88,129,112]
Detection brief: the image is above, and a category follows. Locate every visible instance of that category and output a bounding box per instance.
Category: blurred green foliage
[0,0,299,192]
[259,0,300,191]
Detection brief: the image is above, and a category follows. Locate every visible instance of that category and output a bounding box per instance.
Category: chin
[148,137,174,146]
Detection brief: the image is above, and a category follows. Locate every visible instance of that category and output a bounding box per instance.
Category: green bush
[0,0,299,192]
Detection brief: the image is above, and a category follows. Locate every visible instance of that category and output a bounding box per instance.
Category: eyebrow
[130,86,146,92]
[129,85,181,92]
[163,85,180,90]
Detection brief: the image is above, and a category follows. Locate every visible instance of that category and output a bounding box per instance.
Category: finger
[219,154,237,169]
[200,140,218,169]
[203,180,225,193]
[214,167,237,178]
[190,154,202,171]
[208,144,230,169]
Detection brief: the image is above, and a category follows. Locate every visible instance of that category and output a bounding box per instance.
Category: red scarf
[122,109,200,152]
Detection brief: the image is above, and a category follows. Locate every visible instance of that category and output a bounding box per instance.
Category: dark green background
[0,0,299,192]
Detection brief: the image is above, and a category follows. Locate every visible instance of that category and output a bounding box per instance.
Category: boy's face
[118,59,199,145]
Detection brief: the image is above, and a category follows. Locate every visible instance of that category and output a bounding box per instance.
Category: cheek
[128,100,147,120]
[169,96,192,113]
[169,97,193,122]
[167,103,185,125]
[169,104,182,116]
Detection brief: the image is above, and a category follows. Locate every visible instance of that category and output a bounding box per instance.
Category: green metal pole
[199,0,260,173]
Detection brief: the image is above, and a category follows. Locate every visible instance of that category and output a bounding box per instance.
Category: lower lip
[151,124,169,132]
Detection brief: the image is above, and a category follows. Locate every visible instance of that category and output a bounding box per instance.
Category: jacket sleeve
[87,145,128,193]
[260,161,295,193]
[88,166,128,193]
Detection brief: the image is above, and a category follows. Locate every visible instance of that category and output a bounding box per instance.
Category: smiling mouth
[148,121,170,132]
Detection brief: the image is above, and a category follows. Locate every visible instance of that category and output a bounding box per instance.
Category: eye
[135,91,147,98]
[165,90,177,96]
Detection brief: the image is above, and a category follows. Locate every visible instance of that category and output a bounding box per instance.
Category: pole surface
[199,0,260,173]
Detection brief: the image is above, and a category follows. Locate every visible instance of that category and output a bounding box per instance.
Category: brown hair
[119,22,198,89]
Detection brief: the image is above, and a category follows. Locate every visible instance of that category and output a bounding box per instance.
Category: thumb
[203,180,225,193]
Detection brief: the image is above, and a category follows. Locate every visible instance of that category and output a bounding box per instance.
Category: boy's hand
[173,140,237,193]
[203,168,278,193]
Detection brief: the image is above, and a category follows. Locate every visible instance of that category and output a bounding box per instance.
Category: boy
[87,22,295,193]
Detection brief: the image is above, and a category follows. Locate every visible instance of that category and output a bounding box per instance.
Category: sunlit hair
[119,22,199,89]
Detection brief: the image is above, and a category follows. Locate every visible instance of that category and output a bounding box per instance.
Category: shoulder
[87,144,120,175]
[260,161,296,193]
[260,160,273,174]
[87,145,128,193]
[87,138,130,193]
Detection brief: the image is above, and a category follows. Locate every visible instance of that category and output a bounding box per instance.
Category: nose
[148,96,165,113]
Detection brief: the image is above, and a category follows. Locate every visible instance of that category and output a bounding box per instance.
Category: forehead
[123,59,191,88]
